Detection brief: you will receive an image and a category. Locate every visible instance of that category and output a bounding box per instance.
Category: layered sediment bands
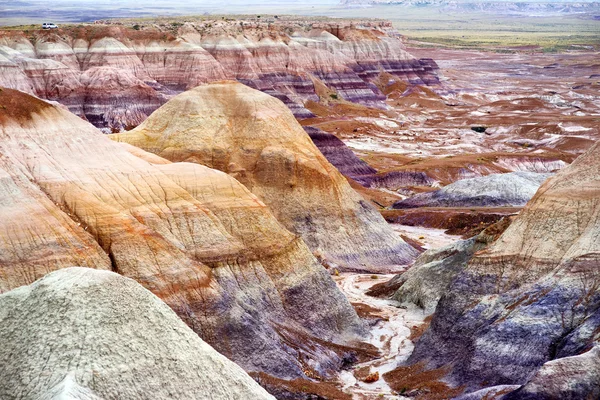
[114,82,418,271]
[320,26,439,85]
[242,75,319,119]
[0,88,366,381]
[503,346,600,400]
[80,66,163,130]
[0,268,274,400]
[406,141,600,396]
[361,170,436,190]
[304,126,436,191]
[382,207,517,237]
[0,19,438,129]
[303,126,377,178]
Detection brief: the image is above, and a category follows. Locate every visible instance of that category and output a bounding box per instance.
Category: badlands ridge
[0,17,438,131]
[0,83,413,398]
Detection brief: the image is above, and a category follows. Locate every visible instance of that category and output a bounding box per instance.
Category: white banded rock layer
[393,171,552,209]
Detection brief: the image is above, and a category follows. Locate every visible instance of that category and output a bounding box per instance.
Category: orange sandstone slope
[0,87,366,381]
[114,81,419,272]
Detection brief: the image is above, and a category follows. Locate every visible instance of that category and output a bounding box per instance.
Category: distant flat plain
[1,1,599,51]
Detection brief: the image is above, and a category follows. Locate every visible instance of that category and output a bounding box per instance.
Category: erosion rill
[0,88,387,396]
[113,82,418,272]
[389,140,600,399]
[0,18,438,132]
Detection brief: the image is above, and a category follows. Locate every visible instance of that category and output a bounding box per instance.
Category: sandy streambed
[390,224,461,250]
[334,273,427,399]
[334,225,460,399]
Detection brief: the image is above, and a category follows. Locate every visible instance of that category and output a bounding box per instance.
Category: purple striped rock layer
[304,126,437,190]
[0,19,438,131]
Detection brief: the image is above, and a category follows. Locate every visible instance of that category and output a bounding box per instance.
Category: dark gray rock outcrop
[304,126,377,178]
[304,126,436,190]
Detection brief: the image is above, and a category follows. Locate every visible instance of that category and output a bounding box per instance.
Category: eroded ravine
[334,225,461,399]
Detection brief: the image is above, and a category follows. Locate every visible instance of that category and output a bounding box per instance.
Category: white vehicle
[42,22,58,29]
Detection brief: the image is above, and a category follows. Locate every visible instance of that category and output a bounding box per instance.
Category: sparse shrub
[330,93,338,100]
[132,24,140,30]
[364,371,380,383]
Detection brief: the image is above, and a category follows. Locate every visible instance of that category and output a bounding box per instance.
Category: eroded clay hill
[400,139,600,399]
[114,82,418,271]
[0,87,367,385]
[393,171,552,209]
[0,18,438,131]
[0,267,274,400]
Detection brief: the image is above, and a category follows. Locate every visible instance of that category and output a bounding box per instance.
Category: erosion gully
[333,224,460,399]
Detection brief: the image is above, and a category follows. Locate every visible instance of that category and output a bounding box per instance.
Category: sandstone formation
[391,237,489,312]
[0,87,366,384]
[0,19,438,131]
[393,171,552,209]
[114,82,418,271]
[404,139,600,397]
[0,267,274,400]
